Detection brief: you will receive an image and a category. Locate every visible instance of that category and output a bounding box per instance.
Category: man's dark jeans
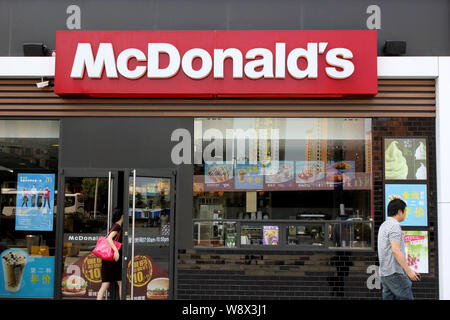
[380,273,414,300]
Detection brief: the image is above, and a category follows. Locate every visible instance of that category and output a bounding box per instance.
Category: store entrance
[57,168,175,300]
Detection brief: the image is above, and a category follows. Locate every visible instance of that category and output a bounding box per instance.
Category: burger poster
[125,254,169,300]
[62,253,169,299]
[403,231,429,274]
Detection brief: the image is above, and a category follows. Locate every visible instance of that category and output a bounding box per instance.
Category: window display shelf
[193,219,373,250]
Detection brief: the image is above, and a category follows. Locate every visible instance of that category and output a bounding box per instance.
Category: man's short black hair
[387,198,407,217]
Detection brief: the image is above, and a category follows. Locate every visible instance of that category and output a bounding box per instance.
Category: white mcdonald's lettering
[70,42,355,80]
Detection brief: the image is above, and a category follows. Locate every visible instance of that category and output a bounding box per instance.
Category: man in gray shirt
[378,198,421,300]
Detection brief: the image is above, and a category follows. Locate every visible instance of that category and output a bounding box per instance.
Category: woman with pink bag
[97,209,124,300]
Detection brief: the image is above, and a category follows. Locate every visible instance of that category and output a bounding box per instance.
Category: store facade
[0,29,449,300]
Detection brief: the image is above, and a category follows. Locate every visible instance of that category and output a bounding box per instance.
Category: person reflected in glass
[97,209,124,300]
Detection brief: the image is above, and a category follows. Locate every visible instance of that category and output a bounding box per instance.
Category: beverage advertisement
[15,173,55,231]
[62,252,169,300]
[403,231,429,274]
[385,184,428,227]
[295,161,326,189]
[0,248,54,298]
[235,162,263,190]
[204,162,233,191]
[264,161,294,190]
[384,138,427,180]
[263,226,279,246]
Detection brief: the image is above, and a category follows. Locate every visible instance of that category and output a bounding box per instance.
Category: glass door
[56,169,121,300]
[122,169,175,300]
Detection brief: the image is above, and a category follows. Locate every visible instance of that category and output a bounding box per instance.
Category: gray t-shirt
[377,217,406,277]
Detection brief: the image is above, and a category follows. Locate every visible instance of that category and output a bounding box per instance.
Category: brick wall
[176,117,438,300]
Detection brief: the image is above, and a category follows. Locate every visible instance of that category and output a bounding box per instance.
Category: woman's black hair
[387,198,407,217]
[112,208,123,223]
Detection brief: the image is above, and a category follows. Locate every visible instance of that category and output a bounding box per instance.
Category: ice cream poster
[263,226,279,245]
[15,173,55,231]
[384,138,427,180]
[0,249,54,298]
[235,162,263,190]
[403,231,429,273]
[385,184,428,227]
[204,162,233,190]
[264,161,294,190]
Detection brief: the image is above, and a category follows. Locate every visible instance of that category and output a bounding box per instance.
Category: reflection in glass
[61,177,110,300]
[193,118,373,249]
[0,120,59,298]
[126,176,171,300]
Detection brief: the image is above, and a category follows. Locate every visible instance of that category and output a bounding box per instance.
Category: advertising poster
[384,138,427,180]
[326,161,355,189]
[0,248,54,298]
[62,253,169,300]
[264,161,294,190]
[235,162,263,190]
[295,160,326,189]
[15,173,55,231]
[403,231,429,274]
[204,162,233,191]
[385,184,428,227]
[263,226,279,246]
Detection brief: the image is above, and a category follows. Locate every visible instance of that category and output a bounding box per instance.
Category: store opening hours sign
[55,30,377,98]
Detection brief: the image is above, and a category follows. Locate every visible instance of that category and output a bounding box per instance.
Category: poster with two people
[15,173,55,231]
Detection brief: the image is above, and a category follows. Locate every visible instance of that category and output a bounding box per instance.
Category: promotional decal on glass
[235,162,263,190]
[204,162,233,191]
[264,161,294,190]
[326,161,355,189]
[15,173,55,231]
[295,160,326,189]
[385,184,428,227]
[61,253,168,300]
[0,248,54,298]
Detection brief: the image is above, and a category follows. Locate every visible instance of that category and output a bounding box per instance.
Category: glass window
[0,120,59,298]
[193,118,373,250]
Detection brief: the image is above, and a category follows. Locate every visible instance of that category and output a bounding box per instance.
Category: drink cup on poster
[1,249,28,293]
[238,169,246,182]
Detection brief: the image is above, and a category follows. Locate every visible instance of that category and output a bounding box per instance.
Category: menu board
[62,253,169,300]
[263,226,279,245]
[384,138,427,180]
[204,162,233,191]
[264,161,294,190]
[295,160,326,189]
[0,248,54,298]
[15,173,55,231]
[235,162,263,189]
[403,231,429,273]
[385,184,428,227]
